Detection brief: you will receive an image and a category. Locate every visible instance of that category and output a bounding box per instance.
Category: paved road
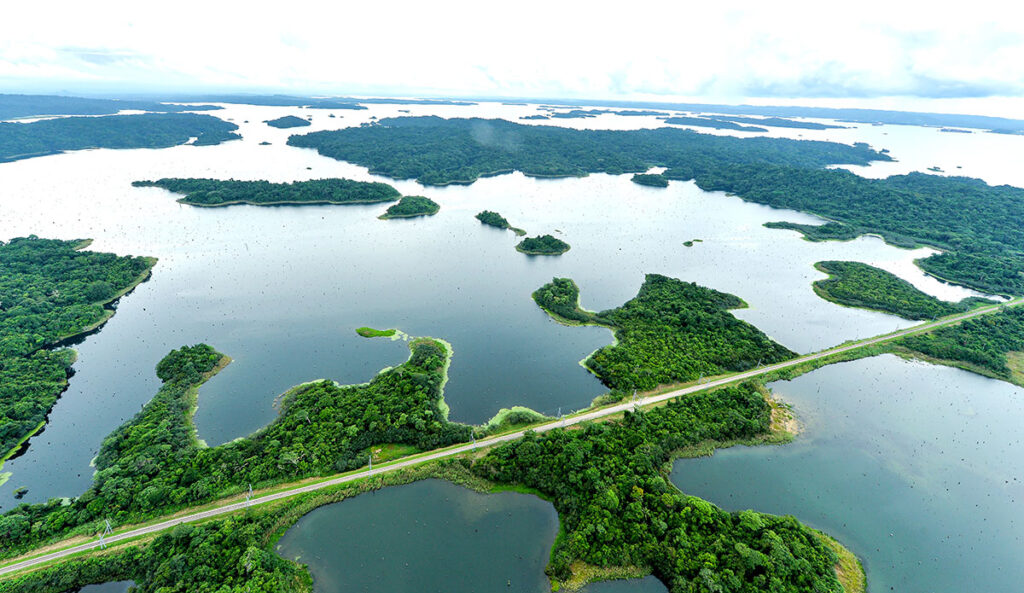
[2,298,1020,578]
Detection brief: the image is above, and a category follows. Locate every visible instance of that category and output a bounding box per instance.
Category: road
[1,297,1020,578]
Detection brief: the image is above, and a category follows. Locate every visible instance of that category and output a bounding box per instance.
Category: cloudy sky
[2,0,1021,109]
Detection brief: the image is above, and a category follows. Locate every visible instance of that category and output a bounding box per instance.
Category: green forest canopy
[812,261,994,320]
[475,383,846,592]
[2,384,853,593]
[264,115,310,129]
[533,275,796,391]
[0,113,240,162]
[0,94,220,120]
[898,306,1024,381]
[516,234,570,255]
[0,237,155,460]
[287,116,1024,295]
[379,195,440,219]
[0,339,471,554]
[132,178,401,207]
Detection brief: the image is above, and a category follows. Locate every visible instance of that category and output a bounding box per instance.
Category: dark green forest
[264,115,311,129]
[0,94,219,120]
[0,113,240,162]
[763,221,862,242]
[533,275,796,391]
[812,261,993,320]
[475,384,845,592]
[475,210,525,235]
[710,116,845,130]
[0,340,470,555]
[517,234,570,255]
[0,385,851,593]
[662,117,768,132]
[379,196,440,219]
[286,117,1024,295]
[0,237,155,460]
[631,173,670,187]
[898,307,1024,379]
[681,168,1024,295]
[285,116,886,186]
[132,178,401,207]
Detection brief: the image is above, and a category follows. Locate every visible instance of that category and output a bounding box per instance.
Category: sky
[2,0,1022,113]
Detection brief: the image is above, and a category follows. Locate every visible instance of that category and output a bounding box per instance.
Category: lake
[0,103,982,506]
[673,354,1024,593]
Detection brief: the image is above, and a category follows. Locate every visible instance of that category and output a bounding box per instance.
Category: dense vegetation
[0,339,471,553]
[379,195,440,219]
[475,384,846,592]
[631,173,669,187]
[812,261,993,320]
[533,276,796,391]
[898,307,1024,379]
[0,237,155,461]
[516,234,570,255]
[264,115,311,129]
[763,221,862,242]
[286,116,1024,295]
[0,113,240,162]
[534,99,1024,133]
[356,326,396,338]
[0,94,219,119]
[475,210,525,235]
[662,116,768,132]
[132,177,401,207]
[712,115,845,130]
[285,116,886,186]
[681,169,1024,296]
[1,385,854,593]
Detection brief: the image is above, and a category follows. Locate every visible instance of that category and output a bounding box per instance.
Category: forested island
[631,173,669,187]
[812,261,994,320]
[516,234,570,255]
[0,94,219,120]
[0,237,155,465]
[132,177,401,207]
[475,210,525,235]
[711,115,846,130]
[0,113,240,162]
[285,116,1024,295]
[764,220,862,241]
[264,115,311,129]
[378,195,440,219]
[355,326,396,338]
[661,116,768,132]
[533,275,796,391]
[285,116,885,186]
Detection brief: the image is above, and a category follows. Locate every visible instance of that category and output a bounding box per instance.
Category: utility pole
[98,519,112,549]
[368,454,373,477]
[246,483,253,508]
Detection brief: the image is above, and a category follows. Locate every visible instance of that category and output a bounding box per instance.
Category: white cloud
[0,0,1021,100]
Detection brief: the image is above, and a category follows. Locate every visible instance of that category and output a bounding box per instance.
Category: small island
[516,234,570,255]
[683,239,703,247]
[132,178,401,207]
[378,195,440,219]
[475,210,525,235]
[631,173,669,187]
[265,115,311,129]
[356,327,396,338]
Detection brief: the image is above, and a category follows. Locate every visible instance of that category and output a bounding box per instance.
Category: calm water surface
[276,479,559,593]
[672,355,1024,593]
[0,104,984,505]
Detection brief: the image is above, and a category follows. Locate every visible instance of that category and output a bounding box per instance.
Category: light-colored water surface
[1,103,989,506]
